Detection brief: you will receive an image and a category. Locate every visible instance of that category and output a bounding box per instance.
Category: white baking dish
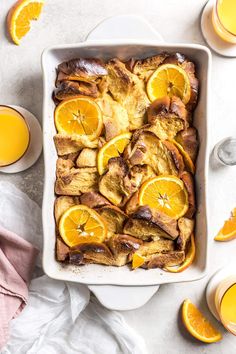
[42,16,211,291]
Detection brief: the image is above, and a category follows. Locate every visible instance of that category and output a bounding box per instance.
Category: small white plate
[0,105,42,174]
[201,0,236,57]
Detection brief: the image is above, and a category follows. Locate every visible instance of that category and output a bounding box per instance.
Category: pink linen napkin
[0,225,38,349]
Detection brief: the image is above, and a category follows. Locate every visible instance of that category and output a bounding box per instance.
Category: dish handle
[86,15,164,42]
[88,284,159,311]
[86,15,162,311]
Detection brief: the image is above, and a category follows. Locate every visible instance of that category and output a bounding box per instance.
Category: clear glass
[213,137,236,166]
[215,276,236,335]
[0,106,30,167]
[212,0,236,44]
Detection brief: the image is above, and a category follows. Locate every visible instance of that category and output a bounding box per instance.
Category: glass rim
[0,105,31,167]
[216,0,236,37]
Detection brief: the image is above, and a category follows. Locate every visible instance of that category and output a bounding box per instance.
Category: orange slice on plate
[7,0,44,45]
[182,299,222,343]
[171,140,195,174]
[147,64,191,104]
[164,234,195,273]
[132,253,145,269]
[97,132,132,175]
[55,97,103,140]
[138,175,188,219]
[59,205,107,247]
[215,208,236,241]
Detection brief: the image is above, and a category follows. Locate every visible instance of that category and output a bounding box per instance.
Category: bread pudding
[53,52,199,271]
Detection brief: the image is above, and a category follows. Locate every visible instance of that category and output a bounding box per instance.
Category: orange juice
[0,106,30,167]
[212,0,236,43]
[215,276,236,335]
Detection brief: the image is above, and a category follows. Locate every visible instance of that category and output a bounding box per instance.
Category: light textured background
[1,0,236,353]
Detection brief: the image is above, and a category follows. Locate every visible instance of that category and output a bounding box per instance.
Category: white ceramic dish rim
[42,36,211,287]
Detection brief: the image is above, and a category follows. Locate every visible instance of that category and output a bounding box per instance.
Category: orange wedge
[147,64,191,104]
[138,175,188,219]
[171,140,195,174]
[59,205,107,247]
[182,299,222,343]
[132,253,145,269]
[97,132,132,175]
[55,97,103,140]
[7,0,44,45]
[164,234,195,272]
[215,208,236,241]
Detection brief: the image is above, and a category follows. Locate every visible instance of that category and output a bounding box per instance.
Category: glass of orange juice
[212,0,236,43]
[0,106,30,167]
[215,276,236,335]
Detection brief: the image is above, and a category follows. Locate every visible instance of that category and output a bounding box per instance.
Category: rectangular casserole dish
[42,36,211,286]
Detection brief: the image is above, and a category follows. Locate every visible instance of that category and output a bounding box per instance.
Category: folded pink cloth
[0,225,38,349]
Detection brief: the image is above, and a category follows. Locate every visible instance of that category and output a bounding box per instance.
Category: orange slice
[138,175,188,219]
[215,208,236,241]
[132,253,145,269]
[182,299,222,343]
[55,97,103,140]
[164,234,195,272]
[97,132,132,175]
[7,0,44,45]
[147,64,191,104]
[171,140,195,174]
[59,205,107,247]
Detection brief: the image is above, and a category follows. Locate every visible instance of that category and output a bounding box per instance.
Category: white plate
[41,15,211,309]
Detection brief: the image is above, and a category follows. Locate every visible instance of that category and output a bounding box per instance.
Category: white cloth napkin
[0,182,147,354]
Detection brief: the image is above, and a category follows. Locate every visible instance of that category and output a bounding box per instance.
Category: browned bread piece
[56,237,70,261]
[96,205,128,238]
[125,191,139,215]
[54,134,98,156]
[177,217,194,251]
[124,131,180,176]
[132,53,168,80]
[136,239,175,256]
[147,96,188,140]
[96,94,129,141]
[180,171,196,218]
[54,80,98,100]
[80,192,111,209]
[176,127,199,163]
[55,158,98,196]
[108,234,142,266]
[54,195,79,225]
[99,157,135,206]
[56,58,107,85]
[106,58,150,130]
[69,242,114,266]
[143,251,185,269]
[123,206,179,241]
[76,148,97,168]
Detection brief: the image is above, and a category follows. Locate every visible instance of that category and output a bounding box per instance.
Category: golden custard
[220,283,236,328]
[0,106,30,166]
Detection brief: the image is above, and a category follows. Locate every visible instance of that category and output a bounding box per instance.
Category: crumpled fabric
[0,182,147,354]
[0,225,38,349]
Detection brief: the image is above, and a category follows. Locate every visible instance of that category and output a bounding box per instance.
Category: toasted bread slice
[123,206,179,241]
[55,158,98,196]
[106,59,150,130]
[76,148,97,168]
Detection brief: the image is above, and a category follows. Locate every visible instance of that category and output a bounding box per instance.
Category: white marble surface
[1,0,236,353]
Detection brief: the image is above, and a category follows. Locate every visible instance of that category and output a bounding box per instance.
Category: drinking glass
[212,0,236,43]
[213,137,236,166]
